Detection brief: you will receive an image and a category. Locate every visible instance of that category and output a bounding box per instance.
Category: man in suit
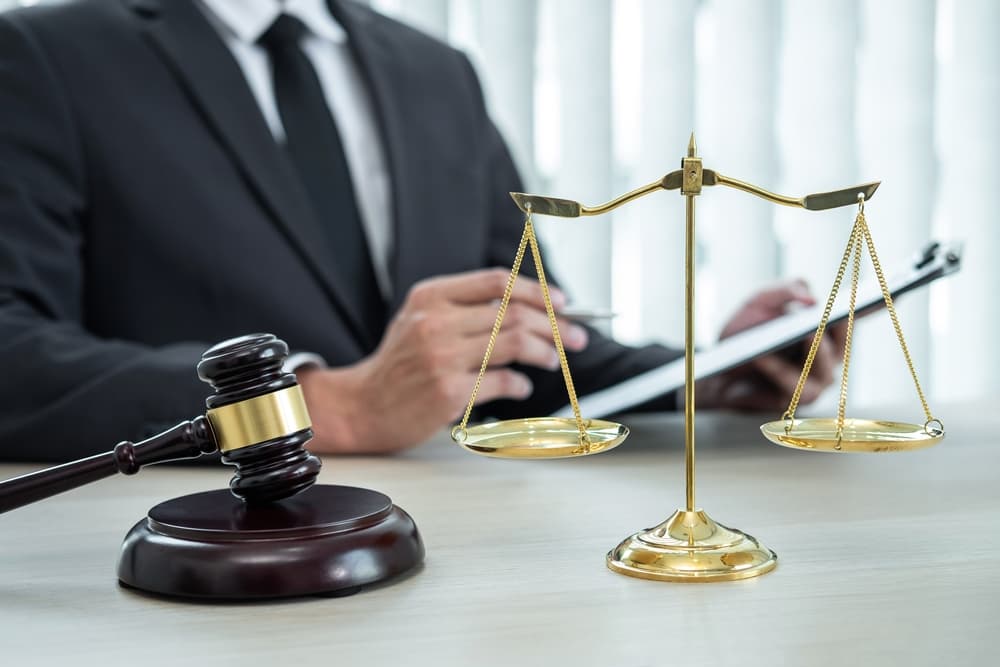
[0,0,838,461]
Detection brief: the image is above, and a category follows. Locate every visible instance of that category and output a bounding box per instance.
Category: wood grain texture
[0,401,997,666]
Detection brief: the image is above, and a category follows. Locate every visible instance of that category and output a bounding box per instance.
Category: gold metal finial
[687,132,697,157]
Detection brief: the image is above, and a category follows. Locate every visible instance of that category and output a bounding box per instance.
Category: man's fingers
[749,279,815,311]
[410,268,566,309]
[825,321,849,351]
[721,280,817,338]
[752,354,804,398]
[715,378,790,412]
[806,336,837,387]
[710,279,844,410]
[756,354,832,405]
[451,301,549,334]
[472,369,534,404]
[450,302,589,350]
[468,328,559,371]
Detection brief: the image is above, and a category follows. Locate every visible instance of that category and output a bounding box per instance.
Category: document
[553,241,962,418]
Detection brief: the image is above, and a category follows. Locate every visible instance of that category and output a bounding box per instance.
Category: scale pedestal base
[117,485,424,599]
[606,509,776,582]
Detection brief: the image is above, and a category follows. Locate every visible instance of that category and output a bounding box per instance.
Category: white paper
[553,242,962,418]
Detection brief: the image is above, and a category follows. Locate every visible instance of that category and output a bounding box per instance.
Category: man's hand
[298,268,589,454]
[698,280,845,411]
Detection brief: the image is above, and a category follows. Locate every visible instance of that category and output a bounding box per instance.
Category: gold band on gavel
[205,385,312,452]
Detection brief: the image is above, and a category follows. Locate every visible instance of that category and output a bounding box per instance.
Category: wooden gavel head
[197,333,322,504]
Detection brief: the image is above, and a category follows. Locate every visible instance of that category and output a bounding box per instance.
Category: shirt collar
[199,0,348,44]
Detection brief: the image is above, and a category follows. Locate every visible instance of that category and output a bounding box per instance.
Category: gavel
[0,333,423,599]
[0,333,321,512]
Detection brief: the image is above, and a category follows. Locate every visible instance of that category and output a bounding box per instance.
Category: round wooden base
[117,485,423,599]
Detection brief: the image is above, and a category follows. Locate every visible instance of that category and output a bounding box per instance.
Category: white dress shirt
[197,0,394,300]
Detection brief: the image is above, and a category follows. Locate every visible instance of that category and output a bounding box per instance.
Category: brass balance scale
[450,135,945,582]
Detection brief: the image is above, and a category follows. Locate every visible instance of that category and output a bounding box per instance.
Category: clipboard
[553,241,963,419]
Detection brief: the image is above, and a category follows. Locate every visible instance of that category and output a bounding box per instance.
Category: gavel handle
[0,416,217,514]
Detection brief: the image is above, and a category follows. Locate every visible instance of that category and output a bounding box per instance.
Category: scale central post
[605,134,778,582]
[682,134,700,513]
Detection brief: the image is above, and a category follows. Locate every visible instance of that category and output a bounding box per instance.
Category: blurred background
[372,0,999,414]
[5,0,997,412]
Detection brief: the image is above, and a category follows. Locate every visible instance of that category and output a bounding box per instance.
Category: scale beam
[510,173,880,217]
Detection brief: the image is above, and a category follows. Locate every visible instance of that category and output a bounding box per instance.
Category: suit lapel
[125,0,375,349]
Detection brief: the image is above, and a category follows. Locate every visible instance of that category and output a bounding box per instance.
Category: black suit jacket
[0,0,679,462]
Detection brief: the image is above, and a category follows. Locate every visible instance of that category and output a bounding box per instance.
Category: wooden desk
[1,402,997,666]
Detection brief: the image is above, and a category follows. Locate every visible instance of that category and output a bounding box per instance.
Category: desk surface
[1,402,997,666]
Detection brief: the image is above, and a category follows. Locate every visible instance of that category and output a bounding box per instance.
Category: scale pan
[760,417,944,453]
[453,417,628,459]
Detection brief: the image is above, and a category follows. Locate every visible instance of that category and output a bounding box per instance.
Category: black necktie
[259,14,384,344]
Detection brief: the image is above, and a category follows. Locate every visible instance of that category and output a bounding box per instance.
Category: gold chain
[833,222,865,447]
[858,213,938,430]
[783,215,860,427]
[783,196,942,437]
[452,219,530,441]
[452,209,590,447]
[525,214,590,449]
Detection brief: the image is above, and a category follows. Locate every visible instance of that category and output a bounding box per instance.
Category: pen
[558,307,618,323]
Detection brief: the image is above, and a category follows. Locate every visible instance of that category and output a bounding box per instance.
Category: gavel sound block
[0,334,424,599]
